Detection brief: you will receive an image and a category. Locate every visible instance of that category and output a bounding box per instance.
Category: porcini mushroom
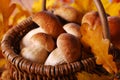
[45,33,82,65]
[21,33,55,64]
[53,6,82,24]
[32,11,65,39]
[20,27,45,49]
[63,23,81,38]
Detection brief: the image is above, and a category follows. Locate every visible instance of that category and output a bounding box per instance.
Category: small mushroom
[53,6,82,24]
[63,23,81,38]
[21,33,55,64]
[45,33,82,65]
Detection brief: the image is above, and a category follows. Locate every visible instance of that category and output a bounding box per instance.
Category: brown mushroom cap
[107,16,120,48]
[63,23,81,38]
[30,33,56,52]
[32,11,65,39]
[54,6,82,24]
[108,16,120,41]
[81,11,101,27]
[57,33,81,63]
[20,27,45,49]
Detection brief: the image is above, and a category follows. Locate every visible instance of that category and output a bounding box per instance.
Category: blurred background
[0,0,120,79]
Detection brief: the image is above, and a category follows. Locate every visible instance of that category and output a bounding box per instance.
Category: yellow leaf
[32,0,56,12]
[70,0,120,16]
[12,11,30,25]
[71,0,96,15]
[32,0,43,12]
[101,0,120,16]
[80,23,118,74]
[7,4,16,19]
[0,59,6,67]
[106,3,120,16]
[3,3,16,27]
[0,0,10,13]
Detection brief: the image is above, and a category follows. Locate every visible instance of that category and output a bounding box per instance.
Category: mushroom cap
[63,23,81,38]
[30,33,56,52]
[82,11,101,28]
[57,33,81,63]
[107,16,120,47]
[54,6,82,24]
[20,27,45,49]
[108,16,120,40]
[32,11,65,39]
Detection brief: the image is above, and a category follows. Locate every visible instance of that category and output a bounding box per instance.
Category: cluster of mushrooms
[20,5,120,66]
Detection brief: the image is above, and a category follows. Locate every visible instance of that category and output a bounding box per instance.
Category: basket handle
[93,0,120,79]
[93,0,110,40]
[42,0,46,11]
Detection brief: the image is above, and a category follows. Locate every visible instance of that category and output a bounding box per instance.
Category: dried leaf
[70,0,96,15]
[80,23,118,74]
[32,0,56,12]
[3,3,16,27]
[0,59,6,68]
[0,0,10,13]
[112,0,120,3]
[76,71,111,80]
[32,0,73,12]
[7,4,16,19]
[105,2,120,16]
[12,11,30,25]
[0,0,30,59]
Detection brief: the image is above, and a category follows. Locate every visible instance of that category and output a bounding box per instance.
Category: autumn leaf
[32,0,73,13]
[0,0,30,58]
[11,4,30,25]
[32,0,56,12]
[71,0,96,14]
[76,71,111,80]
[80,23,118,74]
[0,59,6,68]
[112,0,120,3]
[70,0,120,17]
[105,2,120,16]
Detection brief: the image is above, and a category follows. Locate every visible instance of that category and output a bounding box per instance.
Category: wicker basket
[1,0,120,80]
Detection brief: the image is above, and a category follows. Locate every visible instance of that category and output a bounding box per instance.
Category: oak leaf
[0,0,30,58]
[80,23,118,74]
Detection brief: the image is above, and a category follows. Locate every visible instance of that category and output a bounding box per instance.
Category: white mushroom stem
[21,45,48,64]
[44,48,66,66]
[21,33,55,64]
